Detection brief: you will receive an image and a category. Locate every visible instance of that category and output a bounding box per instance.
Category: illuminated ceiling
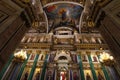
[43,3,83,32]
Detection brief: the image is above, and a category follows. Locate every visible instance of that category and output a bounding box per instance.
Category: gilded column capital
[86,51,91,55]
[27,50,32,54]
[96,51,100,56]
[77,51,81,55]
[36,50,41,54]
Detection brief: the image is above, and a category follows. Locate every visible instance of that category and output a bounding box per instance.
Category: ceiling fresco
[43,3,83,32]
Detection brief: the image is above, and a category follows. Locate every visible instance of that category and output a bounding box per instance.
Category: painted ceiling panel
[43,3,83,32]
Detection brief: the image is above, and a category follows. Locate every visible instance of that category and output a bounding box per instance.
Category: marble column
[86,51,97,80]
[40,54,48,80]
[78,52,85,80]
[28,54,39,80]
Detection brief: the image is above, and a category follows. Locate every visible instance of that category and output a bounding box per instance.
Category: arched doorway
[54,52,71,80]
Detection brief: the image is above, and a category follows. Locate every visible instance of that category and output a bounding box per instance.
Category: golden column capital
[96,51,100,56]
[86,51,91,55]
[77,51,81,55]
[27,50,32,54]
[36,50,41,54]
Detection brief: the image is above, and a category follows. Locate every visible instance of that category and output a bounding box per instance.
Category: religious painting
[81,54,88,62]
[71,54,77,63]
[84,70,93,80]
[43,3,83,32]
[72,71,79,80]
[91,55,98,62]
[60,71,67,80]
[38,54,45,61]
[45,69,54,80]
[21,67,31,80]
[49,54,55,62]
[29,54,36,60]
[96,70,105,80]
[32,68,41,80]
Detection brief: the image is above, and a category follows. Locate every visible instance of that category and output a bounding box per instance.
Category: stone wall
[0,0,34,71]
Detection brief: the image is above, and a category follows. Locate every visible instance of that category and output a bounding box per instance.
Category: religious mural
[44,3,83,32]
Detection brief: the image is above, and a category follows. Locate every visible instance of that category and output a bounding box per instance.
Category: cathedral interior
[0,0,120,80]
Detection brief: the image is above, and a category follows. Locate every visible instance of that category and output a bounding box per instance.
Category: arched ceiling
[43,2,84,33]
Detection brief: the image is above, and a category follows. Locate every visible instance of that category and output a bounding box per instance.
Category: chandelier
[99,52,114,66]
[14,50,27,62]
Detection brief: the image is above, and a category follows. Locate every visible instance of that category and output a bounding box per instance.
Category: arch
[54,27,73,31]
[43,1,83,8]
[58,56,67,60]
[39,53,45,60]
[43,11,49,33]
[54,53,71,61]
